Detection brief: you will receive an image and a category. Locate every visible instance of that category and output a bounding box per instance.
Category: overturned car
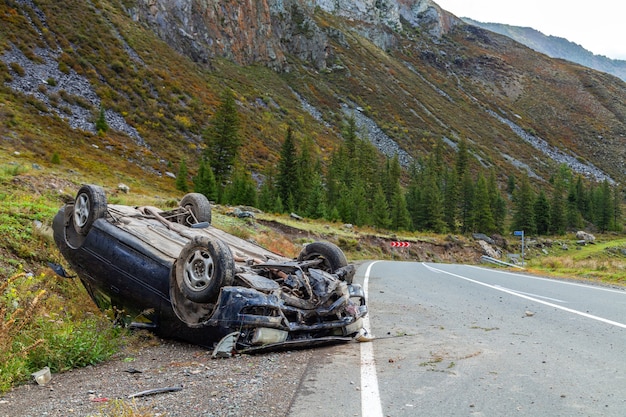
[52,185,368,354]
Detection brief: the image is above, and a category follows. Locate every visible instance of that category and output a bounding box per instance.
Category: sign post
[513,230,524,266]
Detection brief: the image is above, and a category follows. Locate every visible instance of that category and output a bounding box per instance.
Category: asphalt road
[289,261,626,417]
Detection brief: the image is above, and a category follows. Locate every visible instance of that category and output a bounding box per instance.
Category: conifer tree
[406,162,425,230]
[488,169,506,233]
[443,167,459,232]
[511,174,536,234]
[566,180,583,230]
[175,159,189,192]
[95,107,108,134]
[422,171,446,233]
[193,158,217,201]
[612,185,623,232]
[595,180,612,232]
[389,189,411,231]
[258,167,279,213]
[455,138,469,180]
[276,127,298,213]
[549,167,568,235]
[224,165,257,207]
[295,137,316,213]
[305,170,327,219]
[534,190,550,235]
[372,184,391,229]
[472,173,495,233]
[204,89,241,198]
[459,171,475,233]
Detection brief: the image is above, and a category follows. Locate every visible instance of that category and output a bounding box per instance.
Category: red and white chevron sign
[390,241,410,247]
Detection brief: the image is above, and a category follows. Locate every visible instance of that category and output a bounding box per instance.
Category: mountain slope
[462,17,626,82]
[1,0,625,196]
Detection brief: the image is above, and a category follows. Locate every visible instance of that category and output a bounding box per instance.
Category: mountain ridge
[1,0,625,195]
[462,17,626,82]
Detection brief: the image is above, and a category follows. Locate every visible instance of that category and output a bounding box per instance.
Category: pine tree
[305,170,327,219]
[95,107,108,134]
[511,174,536,234]
[534,190,550,235]
[224,165,258,207]
[372,184,391,229]
[459,171,474,233]
[176,159,189,192]
[422,172,446,233]
[472,173,495,233]
[488,170,506,233]
[443,167,458,232]
[455,138,469,180]
[204,89,241,196]
[389,190,411,231]
[612,185,623,232]
[276,127,298,213]
[549,166,568,235]
[193,159,217,201]
[595,180,612,232]
[258,167,279,213]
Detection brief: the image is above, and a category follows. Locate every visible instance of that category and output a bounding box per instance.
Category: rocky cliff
[127,0,460,71]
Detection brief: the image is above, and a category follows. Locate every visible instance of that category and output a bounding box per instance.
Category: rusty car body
[52,185,368,353]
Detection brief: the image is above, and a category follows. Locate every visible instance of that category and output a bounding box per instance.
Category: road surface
[289,261,626,416]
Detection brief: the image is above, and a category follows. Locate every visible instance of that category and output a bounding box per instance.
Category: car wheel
[179,193,212,226]
[175,236,234,303]
[297,241,348,273]
[73,184,107,235]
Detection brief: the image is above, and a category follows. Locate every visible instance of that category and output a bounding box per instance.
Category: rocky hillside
[463,18,626,82]
[1,0,625,195]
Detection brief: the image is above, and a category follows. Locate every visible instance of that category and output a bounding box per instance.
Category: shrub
[9,62,25,77]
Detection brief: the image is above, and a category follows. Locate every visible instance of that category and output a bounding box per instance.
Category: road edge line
[361,261,383,417]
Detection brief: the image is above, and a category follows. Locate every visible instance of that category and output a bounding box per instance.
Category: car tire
[73,184,107,235]
[175,236,234,303]
[179,193,212,226]
[297,241,348,273]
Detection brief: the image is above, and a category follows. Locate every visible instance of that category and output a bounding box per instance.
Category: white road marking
[361,261,383,417]
[493,285,568,303]
[467,265,626,294]
[423,263,626,329]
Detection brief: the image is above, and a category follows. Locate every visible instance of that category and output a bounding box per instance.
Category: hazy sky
[434,0,626,60]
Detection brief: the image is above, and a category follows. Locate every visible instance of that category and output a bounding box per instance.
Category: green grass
[525,236,626,285]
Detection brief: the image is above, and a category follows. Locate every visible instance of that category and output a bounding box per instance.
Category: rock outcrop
[126,0,461,71]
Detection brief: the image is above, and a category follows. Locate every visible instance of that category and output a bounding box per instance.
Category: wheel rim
[183,248,215,292]
[74,193,90,228]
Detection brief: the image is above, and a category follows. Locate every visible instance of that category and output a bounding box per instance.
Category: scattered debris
[128,386,183,398]
[31,367,51,385]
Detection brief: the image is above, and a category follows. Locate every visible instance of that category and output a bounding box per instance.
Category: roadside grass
[0,271,126,393]
[526,237,626,285]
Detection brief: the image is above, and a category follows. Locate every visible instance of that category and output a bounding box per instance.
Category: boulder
[575,231,595,243]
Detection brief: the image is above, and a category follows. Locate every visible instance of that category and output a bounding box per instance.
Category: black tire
[73,184,107,235]
[179,193,212,226]
[175,236,234,303]
[297,241,348,273]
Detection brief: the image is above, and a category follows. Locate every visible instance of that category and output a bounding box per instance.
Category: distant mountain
[462,18,626,82]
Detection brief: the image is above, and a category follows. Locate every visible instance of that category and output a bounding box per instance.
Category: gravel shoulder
[0,336,315,417]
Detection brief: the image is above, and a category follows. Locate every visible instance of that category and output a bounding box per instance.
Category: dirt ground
[0,337,316,417]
